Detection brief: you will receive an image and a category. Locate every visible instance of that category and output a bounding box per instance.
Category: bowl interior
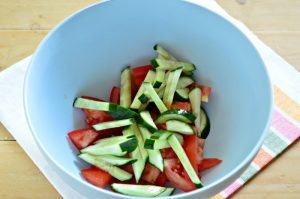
[25,0,271,198]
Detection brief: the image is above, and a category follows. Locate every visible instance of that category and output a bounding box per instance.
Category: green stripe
[263,130,288,155]
[240,164,258,182]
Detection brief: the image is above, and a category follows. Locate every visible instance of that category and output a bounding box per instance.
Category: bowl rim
[23,0,273,198]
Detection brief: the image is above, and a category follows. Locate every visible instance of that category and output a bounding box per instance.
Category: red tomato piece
[109,86,120,104]
[183,134,198,173]
[155,172,167,186]
[68,128,99,150]
[156,123,167,130]
[141,163,161,184]
[120,164,133,174]
[132,65,152,87]
[81,167,112,188]
[198,158,222,172]
[171,101,191,112]
[164,159,197,192]
[161,148,177,159]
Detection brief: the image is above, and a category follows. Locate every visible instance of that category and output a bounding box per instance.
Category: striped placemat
[213,86,300,198]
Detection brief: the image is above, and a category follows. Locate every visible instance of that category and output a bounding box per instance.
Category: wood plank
[0,142,61,198]
[216,0,300,31]
[0,30,47,71]
[0,123,15,141]
[234,141,300,199]
[0,0,99,30]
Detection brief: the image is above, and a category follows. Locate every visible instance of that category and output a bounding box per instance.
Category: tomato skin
[198,158,222,172]
[183,134,198,173]
[68,128,99,150]
[109,86,120,104]
[161,148,177,159]
[156,123,167,130]
[164,159,197,192]
[141,163,161,184]
[171,101,191,112]
[81,167,112,188]
[155,172,167,186]
[132,65,152,87]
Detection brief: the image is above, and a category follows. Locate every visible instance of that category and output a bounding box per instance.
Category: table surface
[0,0,299,198]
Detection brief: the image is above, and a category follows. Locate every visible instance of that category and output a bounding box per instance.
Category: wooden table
[0,0,299,198]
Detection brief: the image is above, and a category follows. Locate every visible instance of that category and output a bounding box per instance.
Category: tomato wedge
[155,172,167,186]
[68,128,99,150]
[141,163,161,184]
[183,134,198,173]
[171,101,191,111]
[198,158,222,172]
[109,86,120,104]
[161,148,177,159]
[132,65,152,87]
[164,159,197,192]
[81,167,112,188]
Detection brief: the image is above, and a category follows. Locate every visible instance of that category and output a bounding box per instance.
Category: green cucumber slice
[79,154,132,181]
[153,69,165,88]
[176,76,194,89]
[93,155,137,166]
[111,183,173,197]
[157,188,176,196]
[168,134,203,188]
[74,97,138,119]
[92,118,135,131]
[139,111,158,132]
[138,126,164,172]
[163,67,183,108]
[155,109,196,124]
[81,135,137,156]
[150,59,196,72]
[130,70,156,110]
[143,82,167,113]
[200,107,210,139]
[120,66,131,108]
[166,120,194,135]
[153,44,177,61]
[174,88,189,101]
[189,87,202,137]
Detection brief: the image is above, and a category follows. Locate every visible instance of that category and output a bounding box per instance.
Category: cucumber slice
[153,44,177,61]
[151,59,196,72]
[174,88,189,101]
[123,126,146,182]
[155,109,196,124]
[168,135,203,188]
[156,84,165,98]
[79,154,132,181]
[166,120,194,135]
[130,70,156,110]
[139,111,158,132]
[138,126,164,172]
[189,87,202,137]
[153,69,165,88]
[138,93,150,104]
[144,130,183,150]
[157,188,176,197]
[111,183,174,197]
[74,97,138,119]
[163,67,183,108]
[177,76,194,89]
[120,66,131,108]
[200,107,210,139]
[92,118,135,131]
[81,135,137,156]
[131,123,148,161]
[93,155,137,166]
[143,82,167,113]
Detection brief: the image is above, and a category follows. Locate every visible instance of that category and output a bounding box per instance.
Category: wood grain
[0,0,299,198]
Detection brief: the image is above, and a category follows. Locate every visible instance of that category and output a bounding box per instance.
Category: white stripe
[261,144,276,157]
[275,106,300,128]
[270,127,291,144]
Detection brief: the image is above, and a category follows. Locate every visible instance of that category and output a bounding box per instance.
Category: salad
[68,45,221,197]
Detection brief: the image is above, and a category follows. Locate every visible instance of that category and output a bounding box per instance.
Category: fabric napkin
[0,1,299,198]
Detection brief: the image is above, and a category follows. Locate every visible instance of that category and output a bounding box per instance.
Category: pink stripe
[271,109,300,142]
[223,181,243,196]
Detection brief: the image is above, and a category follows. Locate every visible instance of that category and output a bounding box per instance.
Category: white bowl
[24,0,272,198]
